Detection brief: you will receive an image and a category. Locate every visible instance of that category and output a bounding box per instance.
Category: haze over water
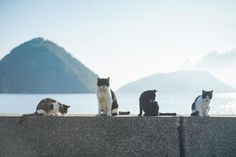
[1,92,236,115]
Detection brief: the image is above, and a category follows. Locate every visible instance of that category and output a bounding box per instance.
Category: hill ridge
[117,70,235,93]
[0,37,97,93]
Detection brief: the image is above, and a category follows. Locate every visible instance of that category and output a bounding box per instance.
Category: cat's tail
[118,111,131,115]
[18,112,39,124]
[159,113,177,116]
[191,111,199,116]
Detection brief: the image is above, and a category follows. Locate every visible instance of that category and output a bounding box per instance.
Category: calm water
[0,92,236,115]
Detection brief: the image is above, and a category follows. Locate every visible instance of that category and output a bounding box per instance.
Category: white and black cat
[19,98,70,124]
[138,90,177,116]
[191,90,213,117]
[96,77,130,116]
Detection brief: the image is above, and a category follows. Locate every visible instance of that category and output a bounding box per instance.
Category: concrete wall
[182,117,236,157]
[0,116,179,157]
[0,116,235,157]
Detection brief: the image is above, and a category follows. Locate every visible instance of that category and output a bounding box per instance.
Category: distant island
[117,70,235,93]
[0,37,97,93]
[1,38,234,94]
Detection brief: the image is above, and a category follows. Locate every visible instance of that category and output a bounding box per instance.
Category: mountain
[117,70,235,93]
[0,37,97,93]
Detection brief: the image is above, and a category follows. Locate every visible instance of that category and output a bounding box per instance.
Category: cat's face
[59,104,70,115]
[97,77,110,90]
[202,90,213,101]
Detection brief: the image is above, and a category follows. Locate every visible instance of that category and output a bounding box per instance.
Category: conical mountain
[0,37,97,93]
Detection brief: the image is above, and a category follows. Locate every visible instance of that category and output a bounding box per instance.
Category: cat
[96,77,130,116]
[138,90,177,116]
[191,90,213,117]
[138,90,159,116]
[19,98,70,124]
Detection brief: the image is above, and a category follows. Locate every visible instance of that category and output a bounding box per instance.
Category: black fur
[138,90,159,116]
[191,111,199,116]
[111,89,118,110]
[97,78,110,87]
[201,90,213,99]
[159,113,177,116]
[191,95,200,110]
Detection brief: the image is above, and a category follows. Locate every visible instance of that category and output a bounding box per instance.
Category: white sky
[1,0,236,90]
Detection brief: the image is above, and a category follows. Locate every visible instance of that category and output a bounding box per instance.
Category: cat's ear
[210,90,213,93]
[202,90,205,93]
[153,90,157,93]
[107,77,110,81]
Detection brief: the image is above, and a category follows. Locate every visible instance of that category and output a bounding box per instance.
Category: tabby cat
[19,98,70,124]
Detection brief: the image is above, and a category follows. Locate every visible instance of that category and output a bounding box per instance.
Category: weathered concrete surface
[0,116,180,157]
[1,116,236,157]
[182,117,236,157]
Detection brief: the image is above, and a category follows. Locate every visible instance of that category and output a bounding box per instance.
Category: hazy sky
[1,0,236,89]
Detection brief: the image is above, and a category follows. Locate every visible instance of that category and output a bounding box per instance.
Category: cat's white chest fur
[194,98,211,116]
[97,87,112,116]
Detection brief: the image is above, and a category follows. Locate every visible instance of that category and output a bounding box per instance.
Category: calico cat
[138,90,177,116]
[19,98,70,124]
[191,90,213,117]
[96,77,130,116]
[138,90,159,116]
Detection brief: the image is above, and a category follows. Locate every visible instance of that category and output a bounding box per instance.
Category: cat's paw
[107,113,112,116]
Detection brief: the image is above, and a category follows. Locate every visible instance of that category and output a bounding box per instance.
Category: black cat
[138,90,177,116]
[138,90,159,116]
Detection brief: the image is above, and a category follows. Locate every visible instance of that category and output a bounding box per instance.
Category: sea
[0,92,236,115]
